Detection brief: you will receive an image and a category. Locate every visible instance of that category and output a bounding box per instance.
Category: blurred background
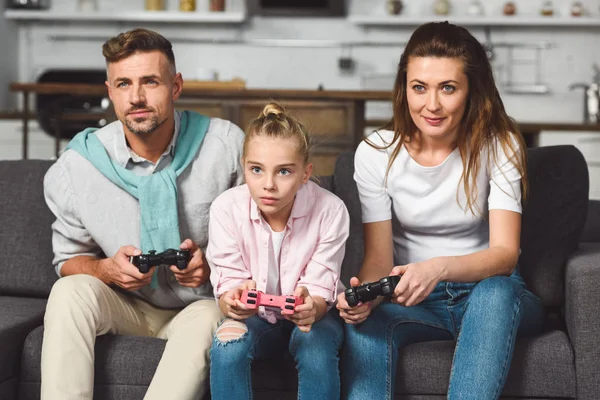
[1,0,599,194]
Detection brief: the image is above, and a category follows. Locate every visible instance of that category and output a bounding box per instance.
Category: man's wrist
[95,257,114,285]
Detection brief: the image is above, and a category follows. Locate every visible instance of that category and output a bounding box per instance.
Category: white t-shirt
[265,227,286,296]
[354,130,522,266]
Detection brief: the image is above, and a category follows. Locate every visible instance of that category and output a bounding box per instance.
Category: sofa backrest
[331,145,589,308]
[520,145,588,307]
[0,160,57,297]
[329,152,364,286]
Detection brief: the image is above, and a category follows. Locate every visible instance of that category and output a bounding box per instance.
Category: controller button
[247,299,256,305]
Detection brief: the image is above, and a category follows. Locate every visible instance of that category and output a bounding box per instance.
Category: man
[41,28,244,400]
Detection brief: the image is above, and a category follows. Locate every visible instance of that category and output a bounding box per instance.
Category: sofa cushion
[394,330,575,398]
[19,326,298,400]
[0,297,47,394]
[0,160,57,298]
[19,326,574,399]
[20,326,165,397]
[519,146,588,307]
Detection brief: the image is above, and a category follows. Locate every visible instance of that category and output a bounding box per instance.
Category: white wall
[0,0,18,110]
[2,0,600,164]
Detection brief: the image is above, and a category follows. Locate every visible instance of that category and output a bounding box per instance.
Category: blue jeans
[342,268,544,400]
[210,309,344,400]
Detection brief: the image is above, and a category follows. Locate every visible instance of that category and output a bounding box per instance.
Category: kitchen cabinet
[179,98,363,176]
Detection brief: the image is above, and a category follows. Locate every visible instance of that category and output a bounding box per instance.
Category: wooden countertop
[9,82,392,101]
[8,82,600,132]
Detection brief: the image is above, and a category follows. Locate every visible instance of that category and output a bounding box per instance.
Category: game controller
[240,289,304,315]
[344,275,401,307]
[130,249,190,273]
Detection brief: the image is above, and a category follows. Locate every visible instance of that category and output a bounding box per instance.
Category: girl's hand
[220,280,257,320]
[391,259,445,307]
[285,286,317,333]
[336,277,373,324]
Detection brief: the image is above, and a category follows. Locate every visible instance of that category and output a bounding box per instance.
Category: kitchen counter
[7,82,600,158]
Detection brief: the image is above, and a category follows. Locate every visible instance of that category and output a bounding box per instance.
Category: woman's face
[406,56,469,143]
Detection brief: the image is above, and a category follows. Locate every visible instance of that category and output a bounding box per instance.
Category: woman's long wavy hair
[372,21,527,215]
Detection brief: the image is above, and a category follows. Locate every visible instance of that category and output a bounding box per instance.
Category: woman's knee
[468,276,522,311]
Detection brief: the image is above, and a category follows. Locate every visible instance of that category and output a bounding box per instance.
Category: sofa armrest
[565,243,600,400]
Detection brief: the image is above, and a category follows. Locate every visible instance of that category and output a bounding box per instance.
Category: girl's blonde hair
[244,102,311,164]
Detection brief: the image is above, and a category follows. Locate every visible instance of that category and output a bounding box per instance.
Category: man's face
[105,50,182,137]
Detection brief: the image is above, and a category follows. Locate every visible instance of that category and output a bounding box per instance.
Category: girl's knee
[214,319,248,344]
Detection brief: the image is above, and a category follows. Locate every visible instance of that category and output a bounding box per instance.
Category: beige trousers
[40,274,222,400]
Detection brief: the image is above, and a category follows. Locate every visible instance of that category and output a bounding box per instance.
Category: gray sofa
[0,145,599,400]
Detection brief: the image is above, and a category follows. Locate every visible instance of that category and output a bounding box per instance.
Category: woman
[338,22,544,400]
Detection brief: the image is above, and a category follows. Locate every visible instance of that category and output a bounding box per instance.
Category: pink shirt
[207,180,350,323]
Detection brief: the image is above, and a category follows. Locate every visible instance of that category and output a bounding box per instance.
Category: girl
[337,22,545,399]
[207,102,349,400]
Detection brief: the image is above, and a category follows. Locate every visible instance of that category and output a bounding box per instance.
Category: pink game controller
[240,289,304,315]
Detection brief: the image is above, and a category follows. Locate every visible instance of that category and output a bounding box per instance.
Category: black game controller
[130,249,191,273]
[344,275,401,307]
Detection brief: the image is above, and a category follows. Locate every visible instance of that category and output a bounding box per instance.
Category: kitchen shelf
[3,9,247,24]
[348,14,600,27]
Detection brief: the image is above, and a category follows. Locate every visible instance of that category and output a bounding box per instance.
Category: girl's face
[243,136,312,229]
[406,56,469,143]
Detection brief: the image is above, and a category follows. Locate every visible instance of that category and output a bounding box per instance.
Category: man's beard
[124,114,164,136]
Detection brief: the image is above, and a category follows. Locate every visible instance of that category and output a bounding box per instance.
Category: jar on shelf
[540,1,554,16]
[145,0,164,11]
[180,0,196,12]
[570,1,583,17]
[209,0,225,12]
[503,1,516,16]
[386,0,403,15]
[77,0,97,12]
[433,0,450,16]
[467,0,483,17]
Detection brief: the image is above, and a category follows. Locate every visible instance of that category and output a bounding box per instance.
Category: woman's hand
[391,259,445,307]
[336,277,374,324]
[219,280,258,320]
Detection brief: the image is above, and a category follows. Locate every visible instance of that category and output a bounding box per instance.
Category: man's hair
[102,28,176,74]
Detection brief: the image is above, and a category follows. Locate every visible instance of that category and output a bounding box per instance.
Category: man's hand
[170,239,210,288]
[101,245,156,291]
[391,258,444,307]
[219,280,257,320]
[284,286,319,333]
[336,277,373,325]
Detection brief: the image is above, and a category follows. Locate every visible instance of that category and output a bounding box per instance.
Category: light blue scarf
[66,110,210,288]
